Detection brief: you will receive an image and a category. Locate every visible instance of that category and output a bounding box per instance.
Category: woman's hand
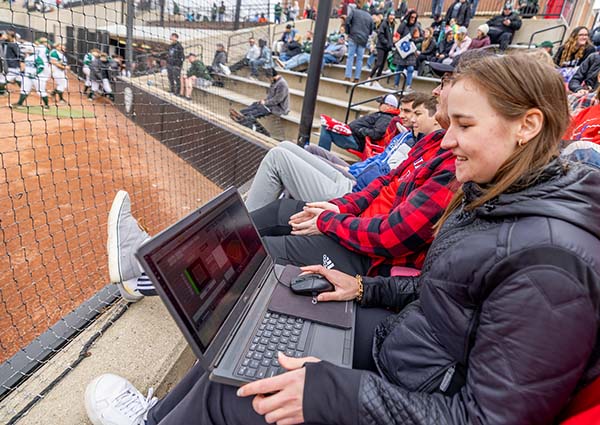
[300,265,360,302]
[237,353,321,425]
[288,202,339,236]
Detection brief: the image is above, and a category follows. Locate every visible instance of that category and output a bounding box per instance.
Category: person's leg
[283,54,301,69]
[262,233,372,276]
[394,66,403,87]
[167,65,175,93]
[499,32,512,51]
[250,198,305,236]
[345,39,357,79]
[102,78,114,101]
[173,66,182,94]
[245,141,354,211]
[304,144,351,168]
[405,65,414,87]
[354,44,365,81]
[36,75,49,108]
[317,126,335,151]
[487,27,501,45]
[240,103,270,127]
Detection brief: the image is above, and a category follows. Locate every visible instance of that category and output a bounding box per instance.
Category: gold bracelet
[355,274,363,303]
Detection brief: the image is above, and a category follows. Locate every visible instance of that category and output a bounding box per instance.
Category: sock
[57,90,64,101]
[135,274,157,296]
[42,96,49,107]
[0,83,6,94]
[16,93,26,105]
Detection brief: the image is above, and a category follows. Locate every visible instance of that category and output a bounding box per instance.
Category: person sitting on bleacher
[274,24,298,55]
[554,26,595,83]
[468,24,491,50]
[180,53,211,100]
[274,31,312,70]
[486,3,522,51]
[432,28,454,63]
[447,26,471,62]
[416,27,437,74]
[569,51,600,98]
[321,34,348,70]
[244,96,438,212]
[229,69,289,136]
[207,43,227,77]
[279,33,303,62]
[249,39,273,78]
[318,94,399,152]
[229,37,261,73]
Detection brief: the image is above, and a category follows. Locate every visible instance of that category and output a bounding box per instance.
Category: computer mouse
[290,273,334,297]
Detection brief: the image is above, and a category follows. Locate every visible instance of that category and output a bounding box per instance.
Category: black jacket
[303,159,600,425]
[283,40,302,58]
[569,52,600,93]
[487,11,522,34]
[376,19,395,51]
[1,41,21,70]
[349,110,396,150]
[554,44,596,68]
[167,41,185,67]
[420,38,437,58]
[436,37,453,56]
[346,8,375,47]
[444,0,471,27]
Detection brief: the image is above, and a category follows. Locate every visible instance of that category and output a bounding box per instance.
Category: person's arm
[264,81,287,107]
[568,55,592,93]
[317,159,456,258]
[359,114,391,141]
[303,250,597,425]
[509,15,522,31]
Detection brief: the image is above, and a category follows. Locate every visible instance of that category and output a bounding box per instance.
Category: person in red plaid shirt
[250,62,461,277]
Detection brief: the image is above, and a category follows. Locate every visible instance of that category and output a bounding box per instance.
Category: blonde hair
[435,53,570,232]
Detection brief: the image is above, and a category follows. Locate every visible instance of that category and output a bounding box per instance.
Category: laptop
[136,187,355,386]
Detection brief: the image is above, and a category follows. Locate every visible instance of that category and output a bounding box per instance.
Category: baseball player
[82,48,99,94]
[11,44,49,109]
[34,37,51,102]
[50,43,69,104]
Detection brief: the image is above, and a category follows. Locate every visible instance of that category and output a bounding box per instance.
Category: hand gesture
[300,265,360,302]
[288,202,339,236]
[237,352,321,425]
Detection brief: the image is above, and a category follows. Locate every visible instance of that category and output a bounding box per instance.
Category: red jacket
[317,129,457,276]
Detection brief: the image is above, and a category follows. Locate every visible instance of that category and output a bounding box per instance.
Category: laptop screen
[146,193,266,353]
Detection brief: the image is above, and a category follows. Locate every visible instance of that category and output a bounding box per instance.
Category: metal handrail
[344,72,406,123]
[226,30,255,59]
[527,24,567,49]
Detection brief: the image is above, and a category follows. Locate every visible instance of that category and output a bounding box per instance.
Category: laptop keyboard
[236,311,310,380]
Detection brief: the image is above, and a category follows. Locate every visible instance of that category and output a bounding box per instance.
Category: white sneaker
[370,81,383,89]
[85,374,158,425]
[107,191,149,302]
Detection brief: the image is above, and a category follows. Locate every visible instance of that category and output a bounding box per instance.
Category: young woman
[392,12,423,90]
[85,53,600,425]
[447,26,471,61]
[432,29,454,63]
[554,26,595,82]
[416,27,437,74]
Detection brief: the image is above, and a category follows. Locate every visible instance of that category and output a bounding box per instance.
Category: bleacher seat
[347,136,385,161]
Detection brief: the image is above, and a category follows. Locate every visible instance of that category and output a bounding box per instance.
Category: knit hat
[503,2,512,9]
[478,24,489,36]
[457,26,468,35]
[379,94,399,108]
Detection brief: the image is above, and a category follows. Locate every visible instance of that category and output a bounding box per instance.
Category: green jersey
[50,49,67,68]
[24,55,44,78]
[83,52,94,66]
[34,44,49,65]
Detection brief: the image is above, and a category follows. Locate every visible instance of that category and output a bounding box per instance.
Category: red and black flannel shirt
[316,129,457,276]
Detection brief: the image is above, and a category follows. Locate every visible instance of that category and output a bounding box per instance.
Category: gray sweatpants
[245,141,355,211]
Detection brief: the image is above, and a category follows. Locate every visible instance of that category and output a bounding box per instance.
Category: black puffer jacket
[376,19,395,51]
[569,52,600,93]
[349,110,397,150]
[304,159,600,425]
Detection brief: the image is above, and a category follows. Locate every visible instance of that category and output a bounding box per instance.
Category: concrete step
[322,64,440,94]
[223,73,379,122]
[276,69,405,106]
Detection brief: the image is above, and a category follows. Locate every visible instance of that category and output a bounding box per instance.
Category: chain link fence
[0,0,307,420]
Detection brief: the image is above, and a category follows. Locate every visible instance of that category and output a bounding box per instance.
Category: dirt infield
[0,75,221,362]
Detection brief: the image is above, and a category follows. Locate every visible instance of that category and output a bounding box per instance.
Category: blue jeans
[394,65,414,87]
[284,53,310,69]
[322,53,340,70]
[366,51,376,69]
[470,0,479,16]
[250,58,267,76]
[345,39,365,80]
[431,0,444,15]
[279,53,291,61]
[318,126,359,151]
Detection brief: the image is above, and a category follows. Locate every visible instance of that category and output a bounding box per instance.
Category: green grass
[13,105,95,119]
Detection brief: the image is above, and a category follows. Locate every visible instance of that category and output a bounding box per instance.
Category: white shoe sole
[84,375,104,425]
[107,190,128,284]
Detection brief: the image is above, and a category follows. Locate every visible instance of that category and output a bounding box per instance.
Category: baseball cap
[457,26,468,34]
[429,61,456,75]
[380,94,398,108]
[538,41,554,49]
